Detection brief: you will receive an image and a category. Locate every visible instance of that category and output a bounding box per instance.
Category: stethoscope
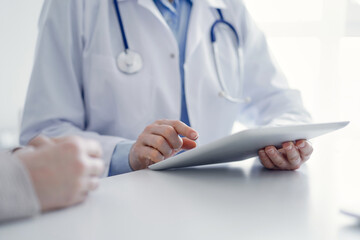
[113,0,250,103]
[113,0,143,74]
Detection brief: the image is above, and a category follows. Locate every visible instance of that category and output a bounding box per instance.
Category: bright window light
[244,0,324,22]
[267,37,321,116]
[338,37,360,129]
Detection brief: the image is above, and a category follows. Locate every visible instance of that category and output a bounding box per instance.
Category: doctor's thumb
[181,137,197,150]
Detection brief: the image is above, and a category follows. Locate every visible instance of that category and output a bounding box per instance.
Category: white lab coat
[21,0,311,175]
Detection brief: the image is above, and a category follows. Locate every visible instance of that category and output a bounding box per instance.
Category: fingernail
[298,142,306,148]
[286,144,292,151]
[191,132,199,140]
[268,149,274,154]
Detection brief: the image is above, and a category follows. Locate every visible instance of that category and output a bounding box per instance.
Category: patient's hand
[15,136,104,211]
[258,140,313,170]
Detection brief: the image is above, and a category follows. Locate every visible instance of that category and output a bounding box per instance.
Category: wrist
[128,145,141,171]
[14,150,49,211]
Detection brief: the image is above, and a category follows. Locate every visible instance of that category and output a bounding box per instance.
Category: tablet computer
[149,121,349,171]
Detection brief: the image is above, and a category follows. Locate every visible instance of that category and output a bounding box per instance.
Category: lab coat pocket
[84,54,153,132]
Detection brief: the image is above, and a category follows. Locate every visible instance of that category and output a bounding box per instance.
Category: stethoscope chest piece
[117,50,143,74]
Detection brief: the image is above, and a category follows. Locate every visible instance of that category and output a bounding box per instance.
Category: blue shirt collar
[156,0,192,14]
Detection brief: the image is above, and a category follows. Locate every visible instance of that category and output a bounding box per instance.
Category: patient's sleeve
[0,152,40,222]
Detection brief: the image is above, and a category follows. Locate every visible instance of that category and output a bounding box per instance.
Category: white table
[0,138,359,240]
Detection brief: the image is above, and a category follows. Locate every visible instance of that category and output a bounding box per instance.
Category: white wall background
[0,0,44,148]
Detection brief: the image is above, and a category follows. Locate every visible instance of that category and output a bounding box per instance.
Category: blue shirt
[154,0,192,127]
[109,0,192,176]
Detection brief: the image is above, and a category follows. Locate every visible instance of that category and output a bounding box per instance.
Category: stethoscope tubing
[114,0,129,51]
[211,9,249,103]
[113,1,249,103]
[210,19,240,44]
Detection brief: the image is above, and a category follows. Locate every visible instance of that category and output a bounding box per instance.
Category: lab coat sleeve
[20,0,127,177]
[236,3,312,127]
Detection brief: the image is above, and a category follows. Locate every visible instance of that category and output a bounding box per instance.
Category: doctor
[21,0,313,176]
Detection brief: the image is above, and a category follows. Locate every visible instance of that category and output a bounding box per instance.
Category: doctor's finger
[258,150,276,169]
[296,140,313,162]
[156,120,199,140]
[149,125,183,150]
[181,137,197,150]
[143,134,173,158]
[265,146,291,169]
[139,146,165,164]
[282,142,301,167]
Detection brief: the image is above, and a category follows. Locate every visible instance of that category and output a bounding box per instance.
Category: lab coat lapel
[136,0,179,51]
[117,0,171,31]
[136,0,169,29]
[185,0,227,62]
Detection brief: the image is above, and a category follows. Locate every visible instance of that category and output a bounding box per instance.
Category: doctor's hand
[15,136,105,212]
[258,140,313,170]
[129,120,199,170]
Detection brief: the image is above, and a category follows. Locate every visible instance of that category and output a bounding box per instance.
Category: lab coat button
[170,53,175,59]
